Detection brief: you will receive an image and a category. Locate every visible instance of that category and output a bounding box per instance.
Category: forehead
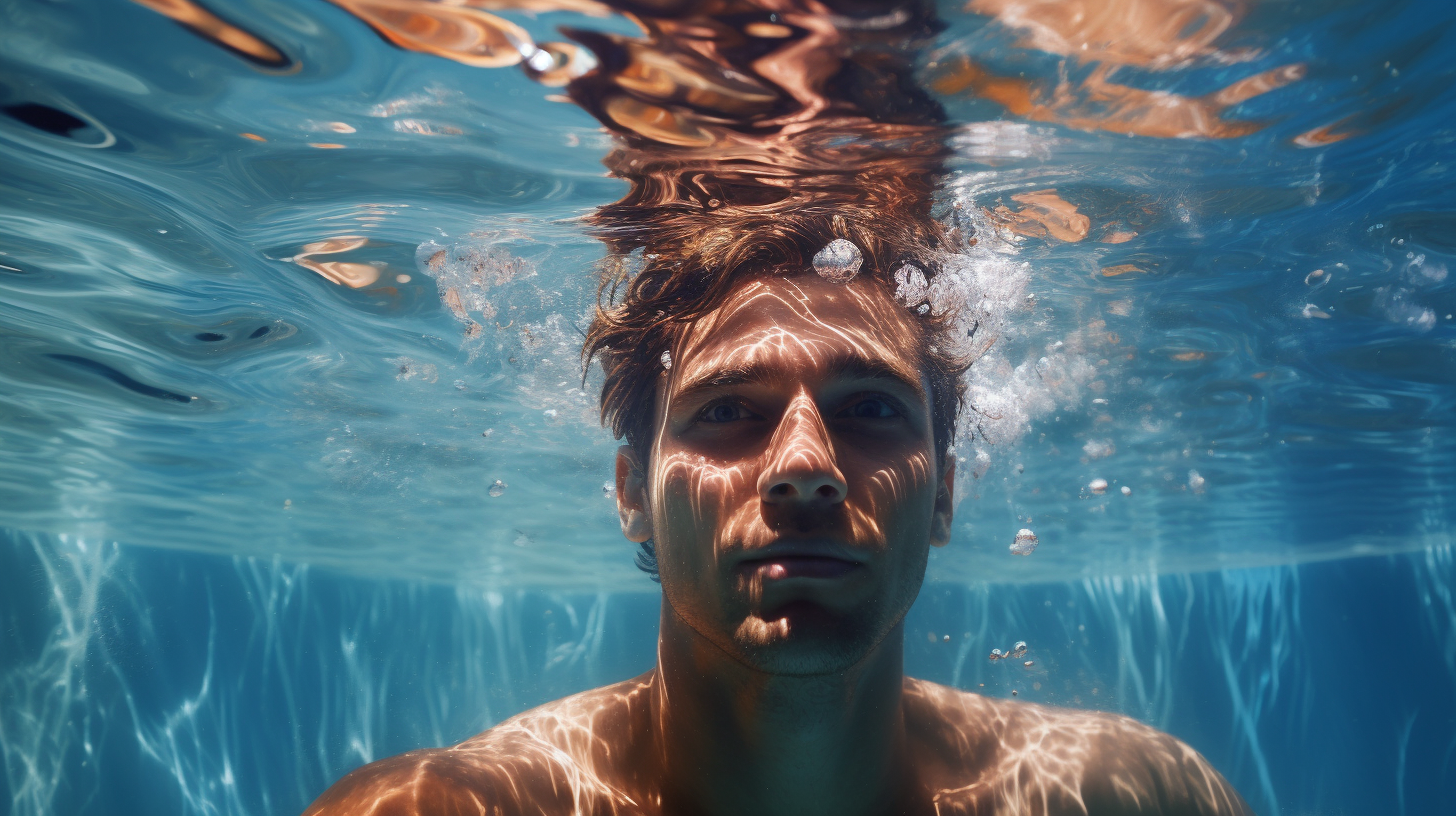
[672,274,924,385]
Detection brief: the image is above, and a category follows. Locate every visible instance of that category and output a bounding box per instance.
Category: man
[306,221,1249,815]
[307,1,1254,813]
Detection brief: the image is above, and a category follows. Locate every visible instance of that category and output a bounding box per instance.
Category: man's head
[585,211,970,676]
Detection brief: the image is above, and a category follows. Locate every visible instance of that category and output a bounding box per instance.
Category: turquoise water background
[2,0,1455,813]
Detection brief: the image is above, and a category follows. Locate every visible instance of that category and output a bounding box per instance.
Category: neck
[650,602,909,816]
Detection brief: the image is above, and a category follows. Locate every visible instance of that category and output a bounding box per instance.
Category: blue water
[5,532,1454,815]
[2,0,1455,813]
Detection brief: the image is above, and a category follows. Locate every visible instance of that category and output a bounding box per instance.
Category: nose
[758,394,848,506]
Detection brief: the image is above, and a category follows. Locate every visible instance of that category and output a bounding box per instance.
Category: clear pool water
[1,0,1454,814]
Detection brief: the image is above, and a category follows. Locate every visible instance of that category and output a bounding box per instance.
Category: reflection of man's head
[586,209,971,675]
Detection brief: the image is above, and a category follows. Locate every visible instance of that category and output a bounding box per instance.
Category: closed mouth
[735,542,865,580]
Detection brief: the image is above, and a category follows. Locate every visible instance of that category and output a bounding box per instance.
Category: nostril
[770,483,794,498]
[815,484,839,500]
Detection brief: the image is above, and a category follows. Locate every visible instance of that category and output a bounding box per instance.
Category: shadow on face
[616,273,956,675]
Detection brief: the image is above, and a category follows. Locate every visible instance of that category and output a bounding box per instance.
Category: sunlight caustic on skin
[305,674,1252,815]
[639,275,944,668]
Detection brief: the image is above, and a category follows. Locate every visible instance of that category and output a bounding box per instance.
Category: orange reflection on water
[293,236,381,288]
[935,57,1305,139]
[968,0,1250,69]
[327,0,532,68]
[936,0,1306,139]
[986,190,1090,242]
[128,0,290,67]
[1293,119,1356,148]
[451,0,612,15]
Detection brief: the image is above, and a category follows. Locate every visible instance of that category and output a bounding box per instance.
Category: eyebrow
[673,352,926,404]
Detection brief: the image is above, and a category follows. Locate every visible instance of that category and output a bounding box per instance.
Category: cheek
[850,450,936,535]
[653,452,757,549]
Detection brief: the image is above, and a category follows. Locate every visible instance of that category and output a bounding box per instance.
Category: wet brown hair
[564,1,964,578]
[582,151,971,466]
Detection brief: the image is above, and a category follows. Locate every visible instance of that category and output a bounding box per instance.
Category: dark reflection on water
[2,103,90,137]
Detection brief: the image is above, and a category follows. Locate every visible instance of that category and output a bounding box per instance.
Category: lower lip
[744,556,860,580]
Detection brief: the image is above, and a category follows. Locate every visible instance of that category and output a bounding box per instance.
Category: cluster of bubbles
[988,640,1029,662]
[415,184,1103,560]
[812,238,864,284]
[918,192,1098,531]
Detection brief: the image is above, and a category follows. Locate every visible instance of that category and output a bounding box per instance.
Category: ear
[930,458,955,548]
[615,445,653,543]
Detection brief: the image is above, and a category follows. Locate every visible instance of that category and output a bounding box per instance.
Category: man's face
[616,273,954,675]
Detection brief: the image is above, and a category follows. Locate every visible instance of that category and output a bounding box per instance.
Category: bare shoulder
[904,678,1253,816]
[303,674,656,816]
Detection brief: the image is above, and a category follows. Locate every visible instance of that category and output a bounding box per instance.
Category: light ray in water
[9,530,1454,815]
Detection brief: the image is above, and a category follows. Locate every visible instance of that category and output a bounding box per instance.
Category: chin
[730,601,885,676]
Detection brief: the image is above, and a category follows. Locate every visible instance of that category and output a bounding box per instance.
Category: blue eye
[842,398,898,419]
[701,402,750,423]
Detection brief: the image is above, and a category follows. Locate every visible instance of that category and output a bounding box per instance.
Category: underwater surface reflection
[1,0,1455,814]
[0,0,1451,584]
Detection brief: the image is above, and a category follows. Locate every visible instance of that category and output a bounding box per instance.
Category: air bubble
[1188,470,1206,493]
[488,479,507,497]
[1088,478,1107,494]
[1120,485,1132,496]
[1009,641,1027,658]
[454,379,467,391]
[892,263,929,306]
[812,239,863,284]
[1010,528,1038,555]
[602,481,616,499]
